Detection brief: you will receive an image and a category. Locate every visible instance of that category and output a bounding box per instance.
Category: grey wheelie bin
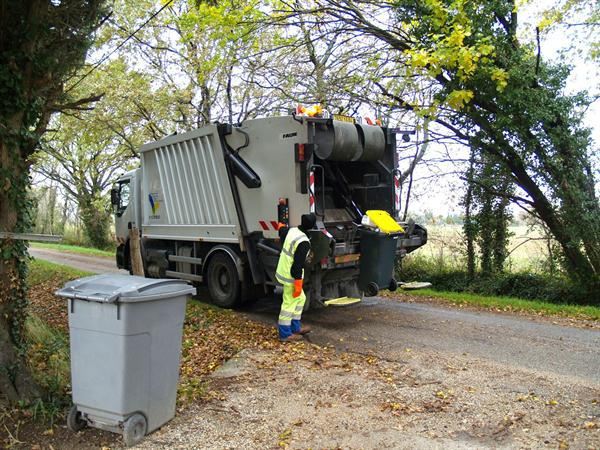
[358,228,401,296]
[56,274,196,447]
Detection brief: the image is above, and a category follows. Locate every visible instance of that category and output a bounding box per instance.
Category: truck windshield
[117,180,130,216]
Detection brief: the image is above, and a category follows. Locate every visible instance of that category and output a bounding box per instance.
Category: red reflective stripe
[270,221,279,230]
[309,170,315,212]
[259,221,269,231]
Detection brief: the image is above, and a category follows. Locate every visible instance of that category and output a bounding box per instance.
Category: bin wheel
[207,253,241,308]
[123,413,147,447]
[365,282,379,297]
[388,279,398,292]
[67,405,87,432]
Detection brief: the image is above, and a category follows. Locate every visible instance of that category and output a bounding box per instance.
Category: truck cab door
[114,178,133,240]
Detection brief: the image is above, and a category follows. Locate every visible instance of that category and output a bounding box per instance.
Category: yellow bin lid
[365,210,404,234]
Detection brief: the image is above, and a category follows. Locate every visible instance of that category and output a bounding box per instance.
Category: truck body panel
[139,125,241,243]
[227,116,310,238]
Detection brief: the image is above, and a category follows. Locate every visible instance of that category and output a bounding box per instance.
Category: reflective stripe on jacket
[275,227,310,285]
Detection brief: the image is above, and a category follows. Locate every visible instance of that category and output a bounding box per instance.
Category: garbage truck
[111,114,427,309]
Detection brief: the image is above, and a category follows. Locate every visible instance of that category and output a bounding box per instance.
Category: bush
[398,255,595,306]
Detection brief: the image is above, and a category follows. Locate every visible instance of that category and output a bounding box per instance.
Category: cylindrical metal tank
[355,124,385,161]
[313,120,386,162]
[314,120,362,161]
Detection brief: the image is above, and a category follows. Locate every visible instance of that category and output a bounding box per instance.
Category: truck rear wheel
[206,253,241,308]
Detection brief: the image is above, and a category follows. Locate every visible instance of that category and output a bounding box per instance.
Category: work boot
[279,334,304,343]
[294,325,312,335]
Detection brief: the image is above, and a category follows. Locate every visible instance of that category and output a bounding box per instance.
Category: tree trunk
[0,138,39,404]
[463,148,476,280]
[48,185,57,234]
[59,195,69,235]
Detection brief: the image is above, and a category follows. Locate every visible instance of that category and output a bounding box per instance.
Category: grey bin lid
[55,274,196,303]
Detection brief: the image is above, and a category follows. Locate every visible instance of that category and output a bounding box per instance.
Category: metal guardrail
[0,232,63,242]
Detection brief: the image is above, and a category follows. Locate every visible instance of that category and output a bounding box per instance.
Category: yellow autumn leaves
[403,1,510,111]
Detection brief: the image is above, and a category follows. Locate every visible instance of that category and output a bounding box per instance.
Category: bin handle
[58,291,119,303]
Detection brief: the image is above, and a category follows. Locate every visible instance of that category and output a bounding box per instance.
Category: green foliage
[400,254,596,305]
[395,288,600,321]
[469,154,513,275]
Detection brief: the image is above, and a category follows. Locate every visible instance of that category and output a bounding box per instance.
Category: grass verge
[25,314,71,426]
[28,258,92,287]
[30,242,114,258]
[391,289,600,321]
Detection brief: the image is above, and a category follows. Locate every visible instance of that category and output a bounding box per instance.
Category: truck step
[168,255,203,265]
[165,270,203,283]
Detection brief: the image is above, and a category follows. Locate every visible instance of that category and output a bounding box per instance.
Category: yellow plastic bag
[365,210,404,233]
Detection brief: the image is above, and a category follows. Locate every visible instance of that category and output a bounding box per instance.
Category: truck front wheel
[206,253,241,308]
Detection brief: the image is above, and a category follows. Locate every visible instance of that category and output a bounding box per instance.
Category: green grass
[25,314,71,425]
[28,258,92,286]
[395,288,600,321]
[30,241,114,258]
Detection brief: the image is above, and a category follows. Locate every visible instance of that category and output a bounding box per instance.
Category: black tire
[67,405,86,432]
[123,413,147,447]
[388,278,398,292]
[365,282,379,297]
[206,253,241,308]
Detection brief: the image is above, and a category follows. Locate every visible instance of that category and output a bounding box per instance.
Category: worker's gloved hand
[293,279,303,298]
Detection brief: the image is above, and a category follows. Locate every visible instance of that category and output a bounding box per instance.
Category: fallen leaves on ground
[28,279,70,333]
[26,275,346,410]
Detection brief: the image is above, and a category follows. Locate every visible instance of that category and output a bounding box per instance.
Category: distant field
[412,224,550,272]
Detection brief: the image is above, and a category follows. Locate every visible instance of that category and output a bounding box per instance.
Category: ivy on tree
[0,0,108,403]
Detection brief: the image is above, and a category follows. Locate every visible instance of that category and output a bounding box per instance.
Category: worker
[275,213,316,342]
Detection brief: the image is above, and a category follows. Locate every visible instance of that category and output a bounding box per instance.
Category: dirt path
[138,346,599,449]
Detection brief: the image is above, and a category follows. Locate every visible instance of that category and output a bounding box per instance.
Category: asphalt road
[31,248,600,385]
[246,295,600,385]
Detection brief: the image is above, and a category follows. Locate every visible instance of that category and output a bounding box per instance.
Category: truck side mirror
[110,187,119,206]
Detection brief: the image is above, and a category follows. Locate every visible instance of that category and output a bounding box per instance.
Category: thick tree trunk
[0,138,39,404]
